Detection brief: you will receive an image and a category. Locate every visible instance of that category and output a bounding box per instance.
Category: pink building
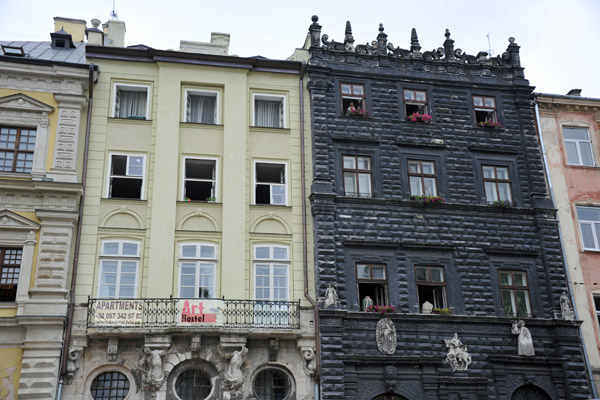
[536,90,600,390]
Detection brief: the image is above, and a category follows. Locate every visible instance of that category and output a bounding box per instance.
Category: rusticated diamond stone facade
[305,16,592,399]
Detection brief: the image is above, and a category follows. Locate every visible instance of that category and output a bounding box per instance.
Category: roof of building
[0,40,86,64]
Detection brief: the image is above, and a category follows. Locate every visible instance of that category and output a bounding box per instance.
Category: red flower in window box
[408,112,432,123]
[478,120,502,128]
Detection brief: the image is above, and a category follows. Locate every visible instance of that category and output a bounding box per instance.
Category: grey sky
[1,0,599,98]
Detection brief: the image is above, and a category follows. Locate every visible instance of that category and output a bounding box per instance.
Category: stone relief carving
[511,320,535,356]
[323,284,339,308]
[444,333,472,372]
[376,318,397,355]
[300,347,317,376]
[139,347,168,397]
[107,339,118,362]
[560,291,575,320]
[218,344,250,400]
[268,338,279,362]
[65,349,81,384]
[383,365,397,392]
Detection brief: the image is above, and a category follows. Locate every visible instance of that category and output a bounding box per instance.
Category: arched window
[511,384,551,400]
[175,368,212,400]
[253,368,292,400]
[90,371,130,400]
[372,395,408,400]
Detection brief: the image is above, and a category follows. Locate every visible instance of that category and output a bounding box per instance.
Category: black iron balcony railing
[87,297,300,330]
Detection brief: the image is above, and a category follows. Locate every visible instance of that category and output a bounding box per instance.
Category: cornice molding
[0,61,88,95]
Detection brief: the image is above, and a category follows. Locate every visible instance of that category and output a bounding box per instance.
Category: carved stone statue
[65,349,81,384]
[362,295,374,310]
[324,284,338,308]
[421,300,433,314]
[139,347,167,395]
[219,345,250,400]
[376,318,397,355]
[560,291,575,320]
[444,333,472,371]
[511,320,535,356]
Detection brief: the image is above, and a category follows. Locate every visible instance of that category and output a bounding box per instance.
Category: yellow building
[0,18,91,400]
[60,22,317,400]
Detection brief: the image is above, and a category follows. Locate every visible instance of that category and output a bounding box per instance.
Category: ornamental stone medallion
[376,318,397,355]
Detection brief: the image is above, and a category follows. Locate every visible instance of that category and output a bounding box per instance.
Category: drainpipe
[534,101,598,397]
[57,62,96,399]
[299,63,321,398]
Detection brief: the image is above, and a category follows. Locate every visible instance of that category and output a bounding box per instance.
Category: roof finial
[344,21,355,51]
[445,29,451,40]
[309,15,322,48]
[376,23,387,55]
[443,28,455,60]
[410,28,421,53]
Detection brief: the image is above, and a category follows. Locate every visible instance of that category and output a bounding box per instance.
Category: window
[175,369,212,400]
[482,165,511,203]
[254,94,285,128]
[113,84,149,119]
[403,89,428,117]
[472,95,497,124]
[415,266,446,310]
[255,162,287,205]
[564,127,594,166]
[408,160,437,196]
[98,241,139,299]
[90,371,130,400]
[179,243,217,298]
[254,245,289,301]
[108,154,145,199]
[498,270,531,317]
[511,385,551,400]
[185,90,218,124]
[0,248,22,302]
[594,295,600,330]
[356,263,388,309]
[576,206,600,251]
[183,158,217,202]
[343,155,372,197]
[341,83,365,115]
[253,368,291,400]
[0,126,36,173]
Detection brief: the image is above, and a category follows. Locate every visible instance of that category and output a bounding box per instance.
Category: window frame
[407,159,438,197]
[90,370,131,400]
[342,155,373,198]
[97,240,140,299]
[253,160,288,206]
[0,125,37,174]
[482,164,512,203]
[0,247,23,302]
[181,156,219,202]
[178,242,218,299]
[415,265,447,310]
[183,88,220,125]
[403,89,429,118]
[498,269,532,317]
[340,83,366,115]
[593,294,600,334]
[253,367,293,400]
[576,206,600,251]
[252,93,287,129]
[253,244,290,302]
[106,153,147,200]
[472,95,498,124]
[356,263,389,308]
[112,83,151,120]
[563,126,595,167]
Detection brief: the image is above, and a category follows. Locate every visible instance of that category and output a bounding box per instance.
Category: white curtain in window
[255,100,281,128]
[118,90,147,118]
[189,95,216,124]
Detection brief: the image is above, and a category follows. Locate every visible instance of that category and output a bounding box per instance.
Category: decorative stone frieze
[0,61,88,96]
[49,94,86,183]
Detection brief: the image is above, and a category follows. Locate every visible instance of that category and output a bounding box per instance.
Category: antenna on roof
[486,33,494,57]
[110,0,118,19]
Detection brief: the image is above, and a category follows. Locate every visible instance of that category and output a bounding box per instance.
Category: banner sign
[91,300,144,327]
[177,299,224,326]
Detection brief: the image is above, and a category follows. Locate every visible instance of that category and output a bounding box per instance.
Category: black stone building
[304,16,593,399]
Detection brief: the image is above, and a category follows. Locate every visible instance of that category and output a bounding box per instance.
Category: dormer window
[50,29,76,49]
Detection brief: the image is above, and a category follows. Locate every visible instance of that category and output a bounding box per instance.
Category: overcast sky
[1,0,599,98]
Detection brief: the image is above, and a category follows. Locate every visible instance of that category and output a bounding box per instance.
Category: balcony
[86,297,301,330]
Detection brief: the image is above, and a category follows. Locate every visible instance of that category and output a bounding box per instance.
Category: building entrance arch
[372,395,408,400]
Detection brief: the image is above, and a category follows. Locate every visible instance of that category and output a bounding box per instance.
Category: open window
[113,84,149,119]
[403,89,428,117]
[356,263,388,309]
[183,158,217,202]
[415,266,446,310]
[108,154,145,199]
[254,94,285,128]
[185,90,218,124]
[341,83,366,115]
[472,95,497,124]
[255,162,286,205]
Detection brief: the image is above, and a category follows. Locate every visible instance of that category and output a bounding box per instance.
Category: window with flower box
[408,160,437,197]
[403,89,428,119]
[341,83,366,116]
[498,270,531,317]
[342,155,372,197]
[356,263,388,309]
[472,95,498,125]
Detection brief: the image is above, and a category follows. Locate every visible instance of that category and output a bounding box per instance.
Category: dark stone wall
[307,36,592,399]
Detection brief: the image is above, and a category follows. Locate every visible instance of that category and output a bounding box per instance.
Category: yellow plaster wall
[0,348,22,399]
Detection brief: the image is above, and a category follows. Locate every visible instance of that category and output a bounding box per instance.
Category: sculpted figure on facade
[219,344,250,400]
[511,320,535,356]
[301,347,317,376]
[444,333,471,371]
[376,318,397,355]
[139,347,167,395]
[323,284,339,308]
[560,291,575,320]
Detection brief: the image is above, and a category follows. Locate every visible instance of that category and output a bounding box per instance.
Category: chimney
[86,19,104,46]
[103,19,126,47]
[180,32,230,55]
[567,89,582,97]
[53,17,86,42]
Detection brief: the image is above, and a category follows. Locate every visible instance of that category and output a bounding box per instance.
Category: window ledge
[581,248,600,253]
[0,302,17,308]
[178,200,221,205]
[180,122,224,129]
[565,164,599,170]
[338,115,371,121]
[0,171,31,180]
[251,204,291,208]
[101,198,148,203]
[108,117,152,124]
[249,126,290,133]
[473,125,505,131]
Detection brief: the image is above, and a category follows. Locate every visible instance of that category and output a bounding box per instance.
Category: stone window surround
[181,156,219,202]
[334,143,380,198]
[335,78,370,117]
[182,86,222,125]
[561,121,597,168]
[488,256,540,318]
[399,85,434,121]
[105,152,147,200]
[166,358,220,400]
[111,82,152,120]
[472,153,519,206]
[178,241,218,298]
[85,365,136,400]
[468,91,504,127]
[251,92,288,129]
[250,364,296,400]
[344,247,395,311]
[398,146,447,201]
